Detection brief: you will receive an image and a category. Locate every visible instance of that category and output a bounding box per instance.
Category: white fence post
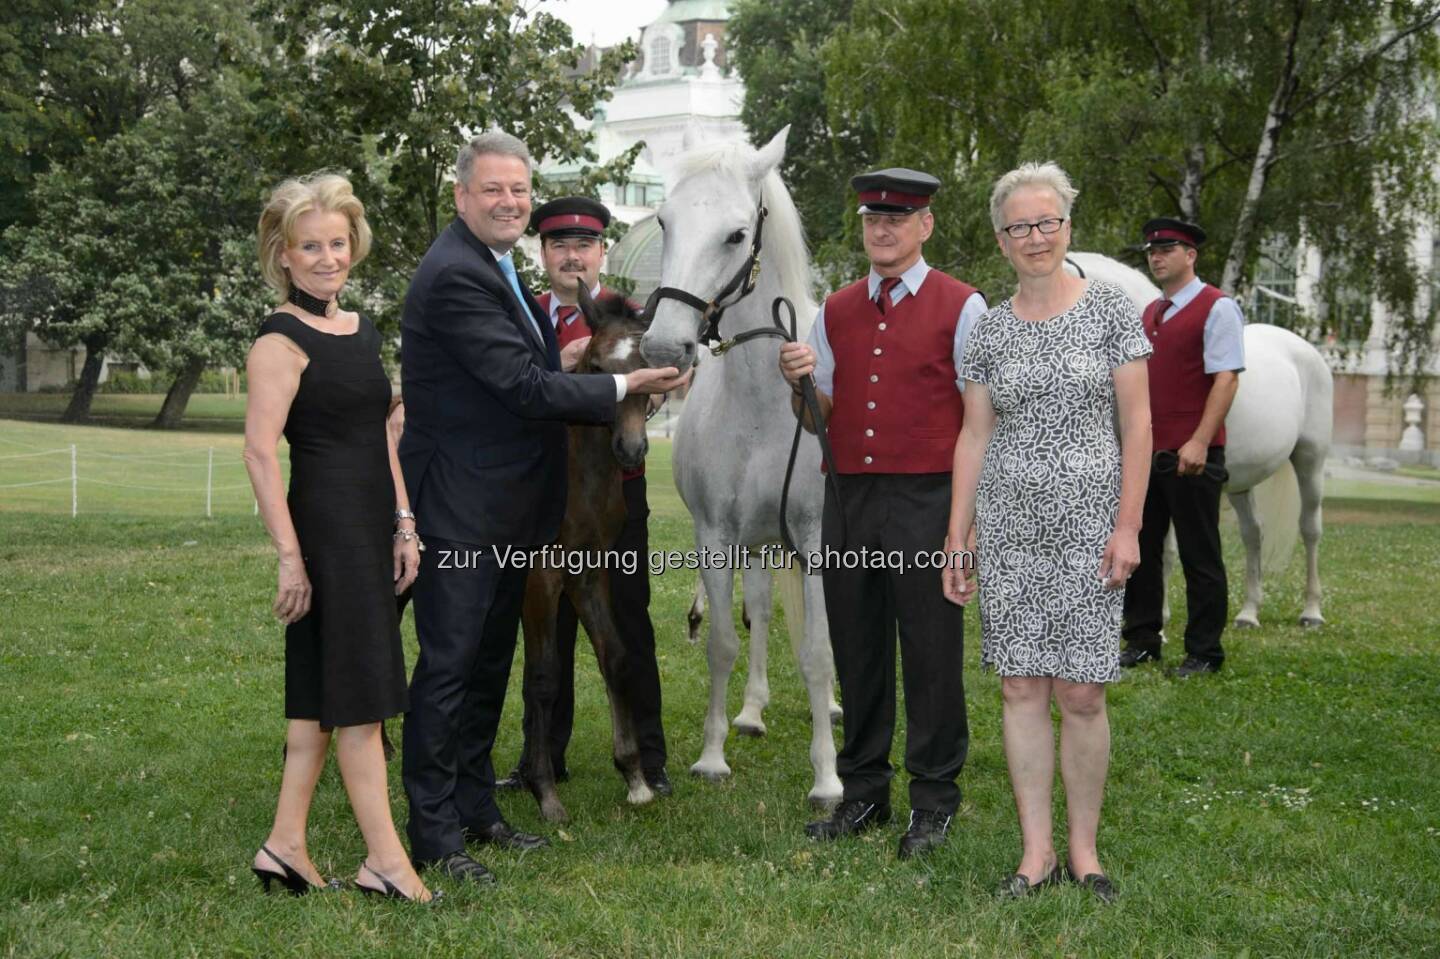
[70,444,77,518]
[206,447,214,518]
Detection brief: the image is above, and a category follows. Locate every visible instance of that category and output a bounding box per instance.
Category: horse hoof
[627,783,655,806]
[733,719,766,738]
[807,786,842,810]
[1233,616,1260,629]
[540,800,569,824]
[1299,615,1325,628]
[689,761,731,782]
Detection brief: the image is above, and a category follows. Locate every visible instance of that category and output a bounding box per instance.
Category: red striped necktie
[875,276,903,314]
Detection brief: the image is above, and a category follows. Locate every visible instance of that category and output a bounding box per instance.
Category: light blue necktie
[497,253,543,342]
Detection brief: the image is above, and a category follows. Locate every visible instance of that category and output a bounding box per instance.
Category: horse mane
[667,140,817,332]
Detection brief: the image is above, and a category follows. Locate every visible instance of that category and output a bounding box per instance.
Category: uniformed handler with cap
[1121,218,1245,678]
[779,168,986,859]
[497,196,671,796]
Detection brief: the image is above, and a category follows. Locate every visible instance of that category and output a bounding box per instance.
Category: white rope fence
[0,438,260,517]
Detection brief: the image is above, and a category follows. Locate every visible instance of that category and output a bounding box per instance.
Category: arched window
[650,36,672,75]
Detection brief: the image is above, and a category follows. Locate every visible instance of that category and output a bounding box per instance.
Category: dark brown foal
[518,289,655,822]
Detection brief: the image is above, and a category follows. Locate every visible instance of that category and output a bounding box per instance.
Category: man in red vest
[1121,218,1245,678]
[496,196,671,795]
[779,168,987,859]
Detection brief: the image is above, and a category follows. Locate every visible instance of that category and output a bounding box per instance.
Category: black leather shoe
[644,766,673,797]
[897,809,951,859]
[995,862,1061,899]
[804,799,891,841]
[418,851,495,886]
[464,819,549,851]
[495,765,569,791]
[1065,865,1118,903]
[1173,656,1220,678]
[1119,646,1161,668]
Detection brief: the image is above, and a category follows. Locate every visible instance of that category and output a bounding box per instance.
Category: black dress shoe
[644,766,673,797]
[1173,655,1220,678]
[804,799,891,841]
[418,851,495,886]
[995,862,1061,899]
[1119,646,1161,668]
[464,819,549,851]
[495,765,570,791]
[897,809,952,859]
[1065,865,1118,903]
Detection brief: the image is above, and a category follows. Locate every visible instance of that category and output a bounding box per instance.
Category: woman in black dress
[244,173,432,902]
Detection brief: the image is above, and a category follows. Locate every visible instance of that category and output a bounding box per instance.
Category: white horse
[640,128,843,806]
[1066,251,1332,627]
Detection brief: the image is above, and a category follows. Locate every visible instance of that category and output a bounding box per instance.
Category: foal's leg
[733,559,773,737]
[521,571,569,823]
[1228,488,1265,628]
[1291,445,1326,627]
[570,570,653,806]
[693,559,740,781]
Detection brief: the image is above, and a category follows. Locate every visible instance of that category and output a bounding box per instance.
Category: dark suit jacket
[399,217,617,547]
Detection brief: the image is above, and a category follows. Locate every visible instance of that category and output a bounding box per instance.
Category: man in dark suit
[398,131,685,886]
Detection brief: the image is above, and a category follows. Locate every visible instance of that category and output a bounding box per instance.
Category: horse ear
[749,125,789,180]
[576,281,600,334]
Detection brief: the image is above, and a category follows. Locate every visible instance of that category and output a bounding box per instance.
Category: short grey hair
[456,130,533,186]
[989,161,1079,230]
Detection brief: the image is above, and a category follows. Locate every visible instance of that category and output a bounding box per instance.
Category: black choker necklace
[287,286,334,316]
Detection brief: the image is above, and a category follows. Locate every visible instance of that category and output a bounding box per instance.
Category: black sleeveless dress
[257,312,408,727]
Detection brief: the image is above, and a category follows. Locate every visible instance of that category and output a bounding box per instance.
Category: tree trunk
[1178,24,1210,222]
[1221,3,1305,295]
[61,339,107,423]
[151,356,207,429]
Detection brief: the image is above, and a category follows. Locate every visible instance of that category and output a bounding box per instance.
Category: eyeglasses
[1001,217,1067,239]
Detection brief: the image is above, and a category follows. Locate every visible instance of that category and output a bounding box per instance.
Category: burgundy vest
[1142,283,1226,450]
[824,270,977,474]
[540,287,645,480]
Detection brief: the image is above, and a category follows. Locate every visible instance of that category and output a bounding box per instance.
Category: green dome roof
[652,0,731,24]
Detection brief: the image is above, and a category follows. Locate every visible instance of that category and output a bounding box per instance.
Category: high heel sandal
[356,862,442,904]
[251,844,340,896]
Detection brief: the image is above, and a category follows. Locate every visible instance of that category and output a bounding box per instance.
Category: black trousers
[1123,446,1228,665]
[518,474,667,772]
[401,536,526,862]
[821,472,968,815]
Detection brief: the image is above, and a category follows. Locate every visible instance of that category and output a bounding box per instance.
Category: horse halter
[643,203,769,351]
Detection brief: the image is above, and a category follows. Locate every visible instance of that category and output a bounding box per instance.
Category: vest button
[869,374,878,383]
[865,429,874,437]
[863,455,873,465]
[867,401,876,410]
[873,348,882,356]
[878,323,887,331]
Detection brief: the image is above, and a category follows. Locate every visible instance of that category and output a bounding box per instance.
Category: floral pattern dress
[957,281,1152,684]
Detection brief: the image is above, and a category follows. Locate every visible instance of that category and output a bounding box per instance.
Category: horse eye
[726,230,746,245]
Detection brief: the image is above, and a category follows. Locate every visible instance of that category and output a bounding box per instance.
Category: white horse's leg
[733,561,772,737]
[692,561,739,781]
[777,561,841,722]
[1229,488,1264,628]
[1292,446,1326,627]
[788,564,842,807]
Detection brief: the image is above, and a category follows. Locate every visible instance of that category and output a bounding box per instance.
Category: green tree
[729,0,876,285]
[257,0,640,329]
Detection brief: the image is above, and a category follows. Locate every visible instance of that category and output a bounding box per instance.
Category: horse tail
[775,562,807,660]
[1251,461,1301,574]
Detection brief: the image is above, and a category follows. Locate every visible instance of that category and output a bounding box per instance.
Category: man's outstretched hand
[626,366,692,395]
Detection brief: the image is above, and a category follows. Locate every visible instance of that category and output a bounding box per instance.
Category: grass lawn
[1,418,1438,957]
[0,392,250,433]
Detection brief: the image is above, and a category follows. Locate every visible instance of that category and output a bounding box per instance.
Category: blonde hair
[257,173,372,300]
[989,161,1079,230]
